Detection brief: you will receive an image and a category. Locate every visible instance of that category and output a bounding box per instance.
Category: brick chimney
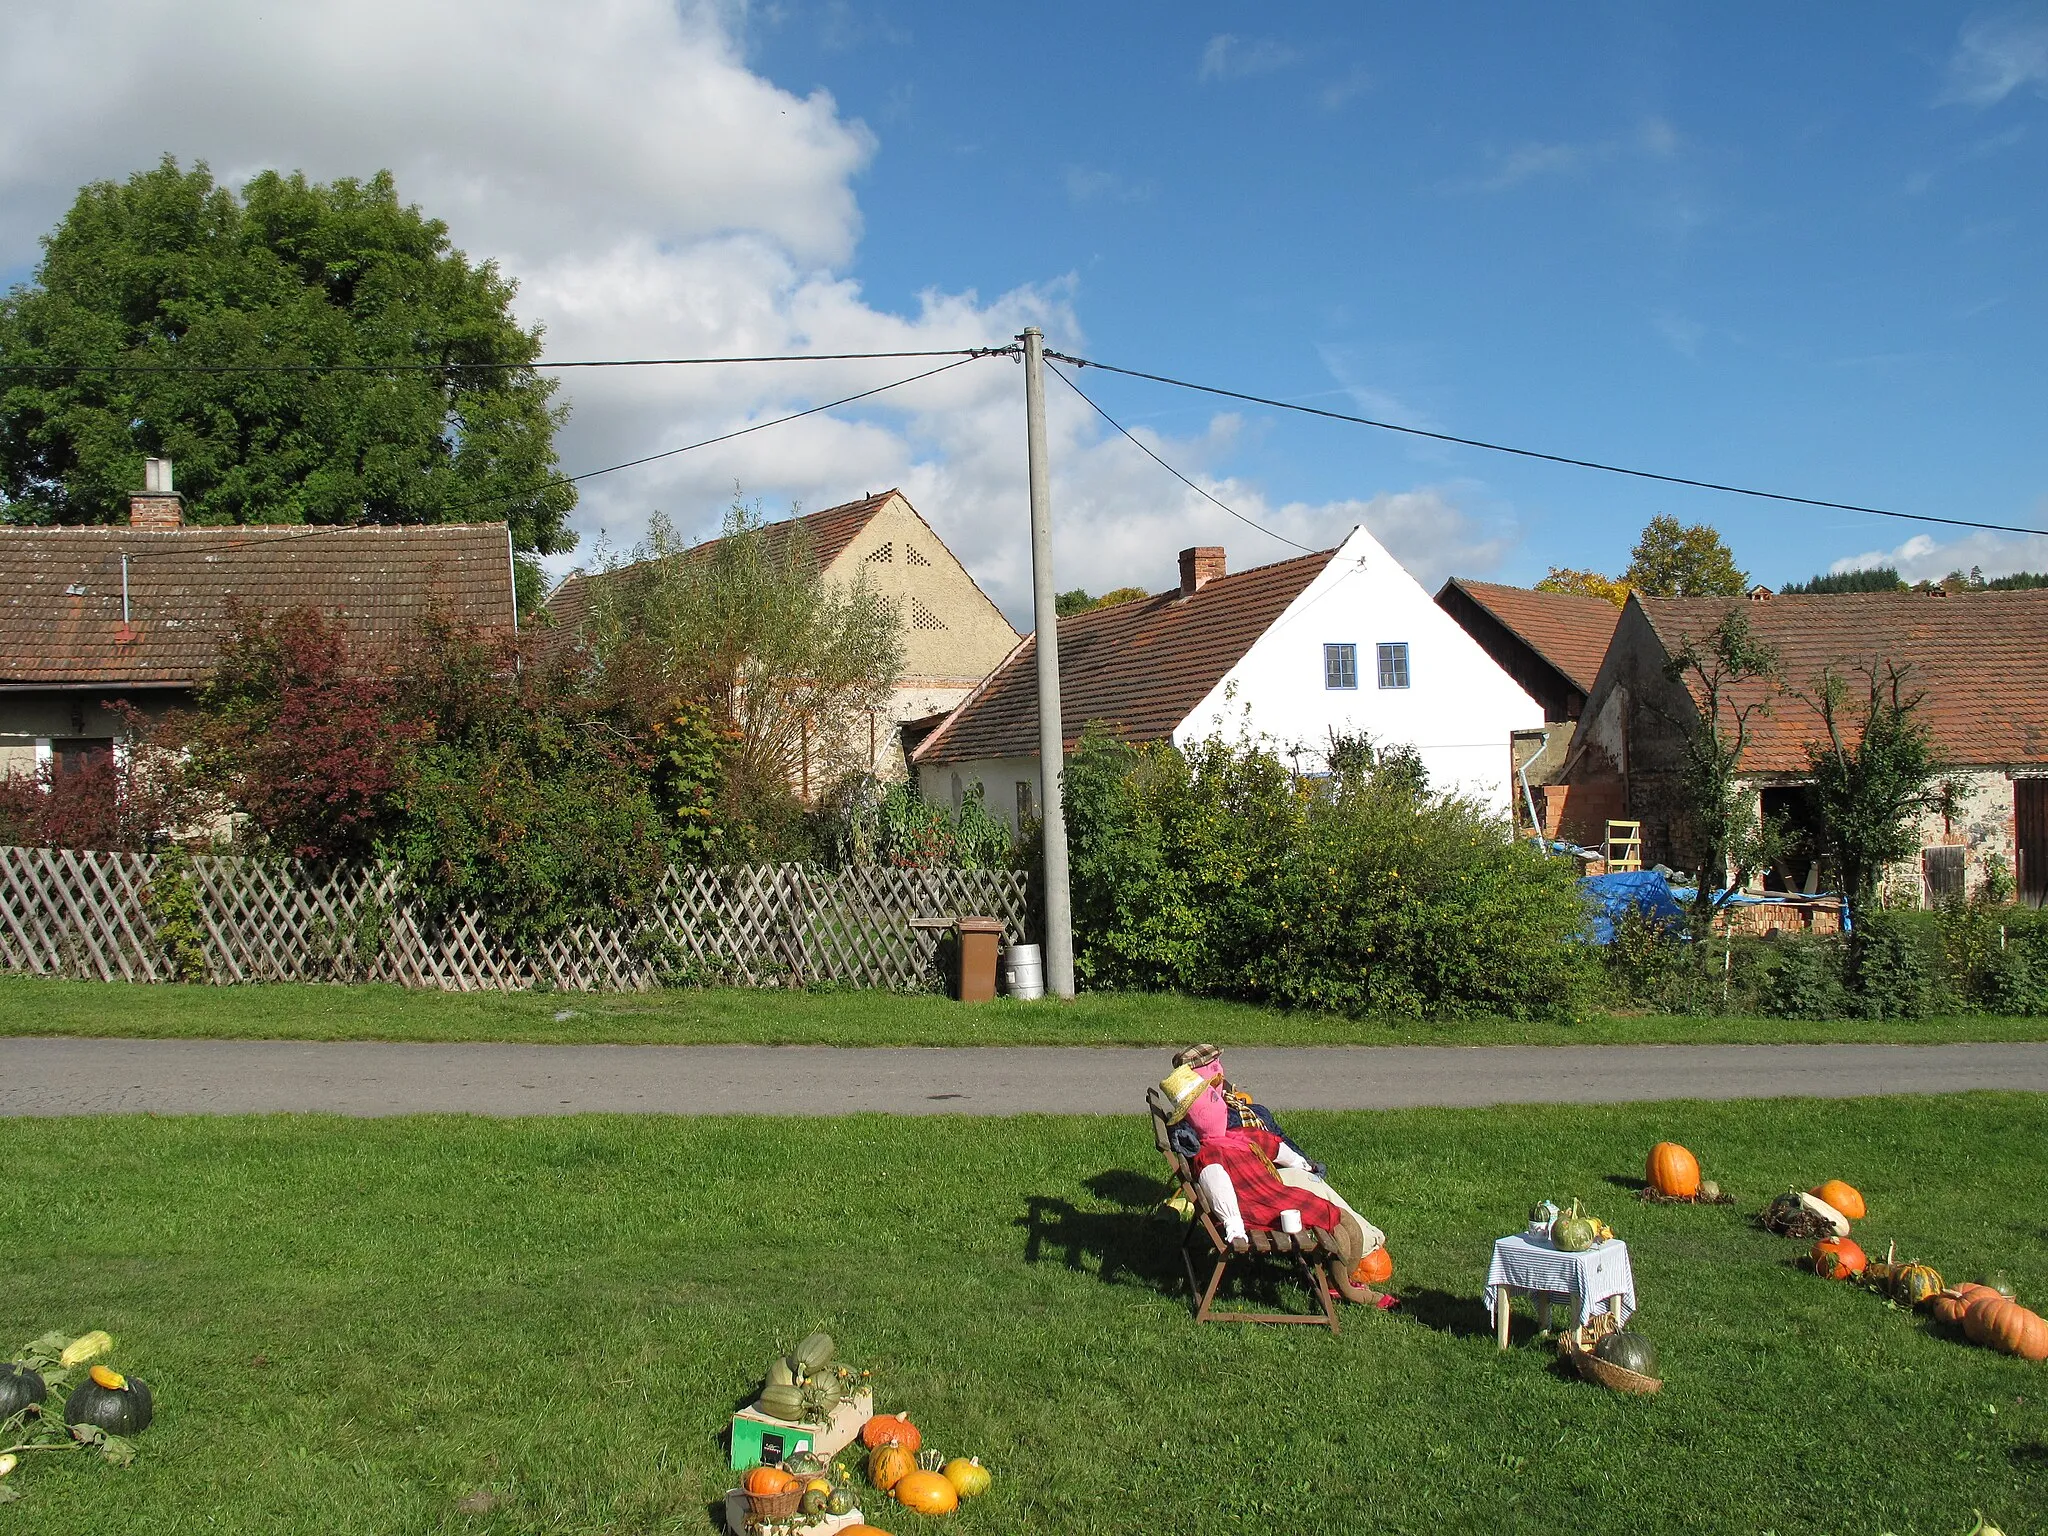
[129,457,183,529]
[1178,545,1225,596]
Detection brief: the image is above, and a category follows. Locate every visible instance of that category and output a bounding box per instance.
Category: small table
[1485,1233,1636,1350]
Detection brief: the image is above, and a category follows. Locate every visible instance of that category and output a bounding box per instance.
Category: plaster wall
[915,753,1042,832]
[1175,525,1544,814]
[826,496,1021,686]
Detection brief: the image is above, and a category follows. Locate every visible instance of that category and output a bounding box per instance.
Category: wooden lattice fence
[0,846,1030,992]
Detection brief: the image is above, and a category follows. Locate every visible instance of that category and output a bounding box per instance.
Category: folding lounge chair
[1145,1086,1340,1333]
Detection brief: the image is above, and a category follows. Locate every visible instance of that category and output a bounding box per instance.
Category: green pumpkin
[792,1332,835,1373]
[1593,1331,1658,1378]
[64,1374,153,1436]
[826,1484,857,1517]
[1552,1215,1598,1253]
[1892,1262,1945,1307]
[0,1363,47,1423]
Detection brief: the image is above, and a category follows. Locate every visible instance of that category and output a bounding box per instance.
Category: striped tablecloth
[1484,1234,1636,1327]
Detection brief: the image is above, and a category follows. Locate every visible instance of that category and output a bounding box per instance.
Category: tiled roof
[1444,579,1622,694]
[914,548,1337,765]
[0,523,516,689]
[543,491,896,642]
[1639,591,2048,771]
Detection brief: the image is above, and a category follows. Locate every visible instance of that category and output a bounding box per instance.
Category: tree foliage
[1055,586,1149,615]
[1801,661,1952,905]
[1661,606,1782,913]
[1624,514,1747,597]
[582,501,904,845]
[0,157,573,556]
[1779,566,1906,595]
[1536,567,1632,607]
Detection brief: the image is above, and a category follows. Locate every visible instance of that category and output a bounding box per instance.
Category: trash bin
[952,916,1005,1002]
[1003,942,1046,1000]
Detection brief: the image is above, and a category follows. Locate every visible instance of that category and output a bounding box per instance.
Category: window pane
[1377,642,1410,689]
[1324,642,1357,689]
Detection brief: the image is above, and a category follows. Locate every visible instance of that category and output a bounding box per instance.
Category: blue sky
[3,2,2044,612]
[738,3,2048,589]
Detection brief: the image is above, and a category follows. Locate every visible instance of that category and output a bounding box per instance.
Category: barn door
[2020,779,2048,909]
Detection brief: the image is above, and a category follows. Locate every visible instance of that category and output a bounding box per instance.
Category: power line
[0,345,1016,377]
[436,352,992,519]
[1046,361,1318,554]
[1045,349,2048,541]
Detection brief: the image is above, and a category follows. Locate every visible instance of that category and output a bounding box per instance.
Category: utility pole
[1021,327,1075,998]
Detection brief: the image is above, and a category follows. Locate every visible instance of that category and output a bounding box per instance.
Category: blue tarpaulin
[1579,870,1689,943]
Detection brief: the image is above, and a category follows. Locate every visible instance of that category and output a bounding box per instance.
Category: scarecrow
[1161,1042,1394,1306]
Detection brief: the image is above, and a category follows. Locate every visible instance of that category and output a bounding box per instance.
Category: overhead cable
[1046,361,1318,554]
[0,345,1017,377]
[1045,349,2048,541]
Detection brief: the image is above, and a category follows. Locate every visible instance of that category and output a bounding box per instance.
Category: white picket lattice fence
[0,845,1030,992]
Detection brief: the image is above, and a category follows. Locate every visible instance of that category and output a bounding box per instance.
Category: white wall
[1176,524,1544,814]
[915,753,1042,833]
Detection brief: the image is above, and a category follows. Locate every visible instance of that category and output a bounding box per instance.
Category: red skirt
[1192,1128,1342,1232]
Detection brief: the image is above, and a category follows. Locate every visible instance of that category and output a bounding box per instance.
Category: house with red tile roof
[1434,579,1623,724]
[544,490,1019,781]
[912,526,1546,828]
[1557,589,2048,906]
[0,460,518,782]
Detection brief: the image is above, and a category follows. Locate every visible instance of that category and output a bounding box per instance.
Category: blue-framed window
[1377,642,1411,689]
[1323,642,1358,690]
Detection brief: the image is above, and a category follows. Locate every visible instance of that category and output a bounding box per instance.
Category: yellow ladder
[1605,820,1644,872]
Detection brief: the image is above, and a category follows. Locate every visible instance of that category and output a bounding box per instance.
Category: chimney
[130,457,183,529]
[1178,545,1225,596]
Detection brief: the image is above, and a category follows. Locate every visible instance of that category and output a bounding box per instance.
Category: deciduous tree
[1662,606,1782,918]
[0,157,572,570]
[1624,514,1747,597]
[1801,661,1952,904]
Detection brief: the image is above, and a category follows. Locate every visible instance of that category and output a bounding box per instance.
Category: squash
[869,1443,917,1492]
[744,1465,797,1498]
[0,1453,15,1479]
[839,1527,894,1536]
[893,1469,961,1515]
[1646,1143,1701,1200]
[1810,1180,1865,1222]
[58,1331,113,1370]
[1593,1331,1659,1378]
[943,1457,992,1499]
[0,1363,46,1423]
[793,1332,836,1373]
[800,1485,832,1517]
[1965,1297,2048,1361]
[1932,1284,1996,1327]
[826,1484,858,1517]
[757,1384,806,1421]
[63,1372,153,1436]
[861,1413,921,1452]
[1552,1211,1598,1253]
[1797,1193,1852,1238]
[1892,1262,1945,1307]
[1811,1236,1867,1280]
[916,1448,945,1472]
[1976,1273,2018,1300]
[1698,1179,1723,1202]
[1352,1247,1393,1287]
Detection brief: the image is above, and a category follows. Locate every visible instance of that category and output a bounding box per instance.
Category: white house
[911,527,1545,826]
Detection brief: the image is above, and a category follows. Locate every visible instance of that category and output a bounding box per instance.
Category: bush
[1761,936,1848,1020]
[1845,911,1946,1019]
[825,778,1013,870]
[1063,728,1592,1019]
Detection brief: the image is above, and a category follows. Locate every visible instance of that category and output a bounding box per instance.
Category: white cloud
[1939,10,2048,106]
[1063,166,1156,205]
[0,0,1512,624]
[1830,525,2048,582]
[1453,117,1682,194]
[1199,35,1300,82]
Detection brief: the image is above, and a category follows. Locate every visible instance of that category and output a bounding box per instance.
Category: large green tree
[0,157,573,555]
[1624,514,1747,597]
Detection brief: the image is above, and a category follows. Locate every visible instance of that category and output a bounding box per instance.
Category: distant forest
[1779,565,2048,594]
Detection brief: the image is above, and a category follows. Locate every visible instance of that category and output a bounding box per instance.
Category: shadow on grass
[2011,1441,2048,1470]
[1016,1194,1186,1295]
[1603,1174,1649,1192]
[1396,1286,1496,1342]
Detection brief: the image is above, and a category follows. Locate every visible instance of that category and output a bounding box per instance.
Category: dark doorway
[1761,784,1827,893]
[2019,779,2048,910]
[53,738,114,777]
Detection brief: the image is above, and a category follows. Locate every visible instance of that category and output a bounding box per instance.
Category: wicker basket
[1559,1318,1662,1396]
[743,1479,806,1526]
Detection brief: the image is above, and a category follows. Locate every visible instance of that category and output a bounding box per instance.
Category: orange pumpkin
[1809,1180,1865,1221]
[1811,1236,1867,1280]
[839,1528,894,1536]
[744,1465,797,1497]
[1646,1142,1702,1199]
[1931,1283,1994,1327]
[1352,1247,1393,1287]
[893,1469,961,1515]
[861,1413,921,1453]
[869,1443,917,1493]
[1965,1297,2048,1360]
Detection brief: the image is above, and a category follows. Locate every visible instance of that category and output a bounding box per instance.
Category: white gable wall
[1175,525,1544,813]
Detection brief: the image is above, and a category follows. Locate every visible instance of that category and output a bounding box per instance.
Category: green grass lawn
[2,1095,2044,1533]
[5,974,2047,1047]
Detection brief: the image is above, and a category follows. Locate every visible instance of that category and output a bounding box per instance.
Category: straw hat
[1159,1064,1208,1123]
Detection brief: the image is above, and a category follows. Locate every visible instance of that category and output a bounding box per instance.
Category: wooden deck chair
[1145,1086,1340,1333]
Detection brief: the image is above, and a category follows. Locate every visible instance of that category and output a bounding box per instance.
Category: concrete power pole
[1020,327,1075,998]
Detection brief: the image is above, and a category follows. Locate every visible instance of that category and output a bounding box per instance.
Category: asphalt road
[2,1037,2045,1117]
